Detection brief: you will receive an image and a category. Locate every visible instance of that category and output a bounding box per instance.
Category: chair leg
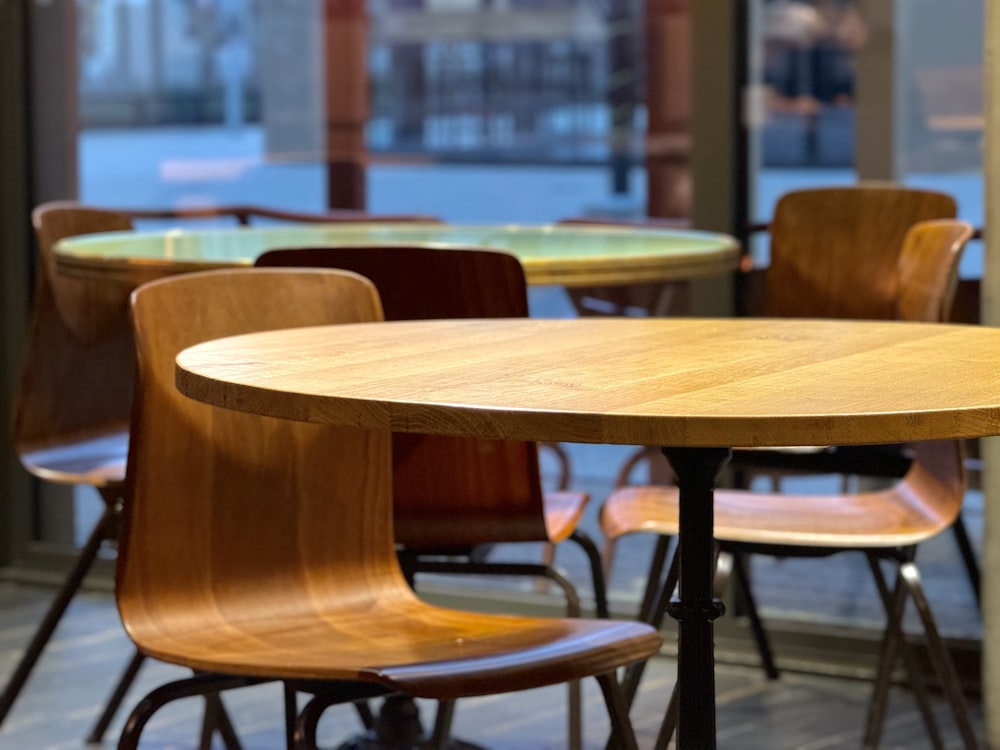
[428,700,457,750]
[652,682,679,750]
[535,542,557,595]
[597,672,639,750]
[295,692,331,750]
[569,529,610,618]
[637,535,672,623]
[0,502,117,726]
[899,560,978,748]
[621,540,679,708]
[951,512,982,610]
[197,680,243,750]
[118,674,258,750]
[730,550,780,680]
[87,647,147,742]
[353,699,376,729]
[285,685,298,750]
[864,554,945,750]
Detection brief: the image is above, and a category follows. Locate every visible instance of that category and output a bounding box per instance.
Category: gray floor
[0,581,984,749]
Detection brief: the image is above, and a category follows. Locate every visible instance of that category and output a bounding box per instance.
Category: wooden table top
[176,317,1000,449]
[55,222,739,288]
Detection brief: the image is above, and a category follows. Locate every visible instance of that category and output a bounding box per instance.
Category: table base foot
[333,696,487,750]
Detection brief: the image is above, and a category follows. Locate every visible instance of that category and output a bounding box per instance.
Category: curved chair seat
[543,490,589,543]
[129,592,658,699]
[18,430,129,487]
[602,465,958,550]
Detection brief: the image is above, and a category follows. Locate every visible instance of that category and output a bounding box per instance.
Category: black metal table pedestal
[661,446,730,750]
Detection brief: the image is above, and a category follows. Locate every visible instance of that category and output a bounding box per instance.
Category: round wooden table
[177,317,1000,750]
[54,221,739,289]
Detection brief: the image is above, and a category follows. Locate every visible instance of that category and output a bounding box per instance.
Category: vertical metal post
[661,446,730,750]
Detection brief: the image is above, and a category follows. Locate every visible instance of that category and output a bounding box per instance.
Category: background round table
[55,221,739,289]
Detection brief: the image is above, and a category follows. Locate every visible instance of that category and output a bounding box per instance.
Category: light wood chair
[255,245,608,749]
[9,202,245,747]
[119,267,661,749]
[731,187,980,612]
[599,218,977,749]
[7,200,437,742]
[1,203,136,735]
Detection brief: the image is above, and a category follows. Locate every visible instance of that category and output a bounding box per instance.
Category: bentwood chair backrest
[763,185,957,320]
[120,269,396,645]
[17,202,136,468]
[894,219,974,322]
[255,246,550,549]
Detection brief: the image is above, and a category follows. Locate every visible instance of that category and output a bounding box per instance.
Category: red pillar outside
[324,0,368,210]
[644,0,691,219]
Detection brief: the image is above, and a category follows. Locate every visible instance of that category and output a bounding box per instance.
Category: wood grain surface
[176,317,1000,449]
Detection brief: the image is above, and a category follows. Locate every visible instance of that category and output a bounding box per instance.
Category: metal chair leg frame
[652,681,679,750]
[353,699,376,730]
[864,554,944,750]
[413,560,584,750]
[285,684,298,750]
[569,529,611,618]
[199,692,243,750]
[898,559,978,748]
[597,672,639,750]
[951,513,982,610]
[729,550,780,680]
[117,674,262,750]
[428,699,458,750]
[0,501,118,727]
[87,647,147,742]
[621,540,680,708]
[295,692,327,750]
[637,535,672,624]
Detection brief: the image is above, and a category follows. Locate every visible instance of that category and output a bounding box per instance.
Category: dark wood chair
[256,245,609,749]
[118,267,660,750]
[599,218,977,749]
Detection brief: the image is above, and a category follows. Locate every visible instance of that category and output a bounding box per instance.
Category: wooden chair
[256,245,609,748]
[256,245,607,612]
[8,202,246,747]
[731,187,980,612]
[119,267,661,749]
[1,203,136,737]
[599,219,977,749]
[755,185,959,320]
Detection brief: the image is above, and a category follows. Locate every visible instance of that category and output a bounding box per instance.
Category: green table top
[55,222,740,288]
